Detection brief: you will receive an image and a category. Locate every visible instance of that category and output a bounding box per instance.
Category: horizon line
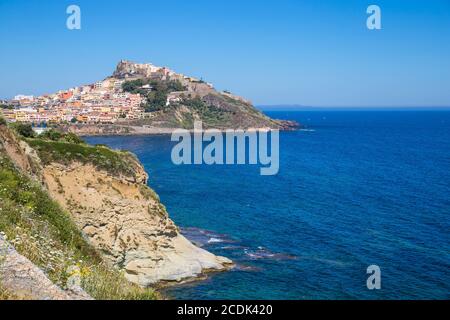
[257,105,450,110]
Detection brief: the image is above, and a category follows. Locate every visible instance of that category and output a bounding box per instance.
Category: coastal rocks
[41,162,233,287]
[0,235,92,300]
[59,123,136,136]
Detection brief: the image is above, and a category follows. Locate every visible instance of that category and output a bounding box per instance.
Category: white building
[13,94,34,101]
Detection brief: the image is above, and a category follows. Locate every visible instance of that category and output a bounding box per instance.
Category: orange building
[59,91,73,100]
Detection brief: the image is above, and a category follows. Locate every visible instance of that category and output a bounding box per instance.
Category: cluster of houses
[0,78,145,125]
[1,60,218,126]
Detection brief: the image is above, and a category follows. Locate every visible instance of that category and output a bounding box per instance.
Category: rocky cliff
[42,162,232,286]
[113,60,299,131]
[0,125,232,292]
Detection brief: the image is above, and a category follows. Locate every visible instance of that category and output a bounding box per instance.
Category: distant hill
[110,60,298,131]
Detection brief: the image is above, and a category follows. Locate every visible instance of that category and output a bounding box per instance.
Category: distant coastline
[258,105,450,111]
[1,61,298,132]
[56,122,299,137]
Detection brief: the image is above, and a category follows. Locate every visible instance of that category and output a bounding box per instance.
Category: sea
[85,109,450,300]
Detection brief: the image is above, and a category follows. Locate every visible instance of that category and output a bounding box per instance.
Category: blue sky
[1,0,449,107]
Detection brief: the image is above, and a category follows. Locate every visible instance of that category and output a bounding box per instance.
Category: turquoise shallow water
[85,110,450,300]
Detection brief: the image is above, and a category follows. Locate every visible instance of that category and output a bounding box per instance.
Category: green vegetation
[26,138,139,178]
[122,78,186,112]
[121,78,147,94]
[38,129,85,144]
[0,116,6,126]
[0,152,158,300]
[10,122,35,138]
[11,127,138,178]
[182,96,231,126]
[0,104,14,110]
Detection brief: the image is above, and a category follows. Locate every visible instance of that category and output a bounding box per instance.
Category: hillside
[112,60,298,130]
[0,121,232,299]
[1,60,298,135]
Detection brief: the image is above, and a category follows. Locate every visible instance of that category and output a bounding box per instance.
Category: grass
[6,127,140,179]
[26,138,139,179]
[0,286,21,300]
[180,96,232,128]
[0,152,158,300]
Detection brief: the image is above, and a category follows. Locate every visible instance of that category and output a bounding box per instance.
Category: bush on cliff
[10,122,35,138]
[39,129,85,144]
[26,137,138,178]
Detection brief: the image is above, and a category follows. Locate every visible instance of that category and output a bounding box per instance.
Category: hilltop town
[1,60,297,134]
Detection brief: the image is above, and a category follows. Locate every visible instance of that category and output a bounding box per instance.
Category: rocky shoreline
[57,121,300,137]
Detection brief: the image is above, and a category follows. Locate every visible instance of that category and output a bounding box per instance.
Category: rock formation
[113,60,297,130]
[0,125,233,289]
[42,162,232,286]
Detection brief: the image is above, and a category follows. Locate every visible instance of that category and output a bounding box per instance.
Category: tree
[39,129,63,141]
[64,132,85,144]
[123,78,187,112]
[12,123,35,138]
[167,80,185,92]
[122,79,146,94]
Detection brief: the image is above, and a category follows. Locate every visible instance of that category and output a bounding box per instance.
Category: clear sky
[1,0,449,107]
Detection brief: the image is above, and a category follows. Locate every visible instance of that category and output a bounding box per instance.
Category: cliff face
[42,162,232,286]
[0,126,232,288]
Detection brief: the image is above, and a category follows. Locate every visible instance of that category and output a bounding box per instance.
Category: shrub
[26,138,137,178]
[0,116,6,126]
[122,78,187,112]
[122,79,146,94]
[39,129,63,141]
[64,132,85,144]
[11,123,35,138]
[38,129,85,145]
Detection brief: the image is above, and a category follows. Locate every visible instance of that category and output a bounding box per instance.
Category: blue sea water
[85,110,450,300]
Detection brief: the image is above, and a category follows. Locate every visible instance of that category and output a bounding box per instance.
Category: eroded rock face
[0,126,232,287]
[42,163,232,287]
